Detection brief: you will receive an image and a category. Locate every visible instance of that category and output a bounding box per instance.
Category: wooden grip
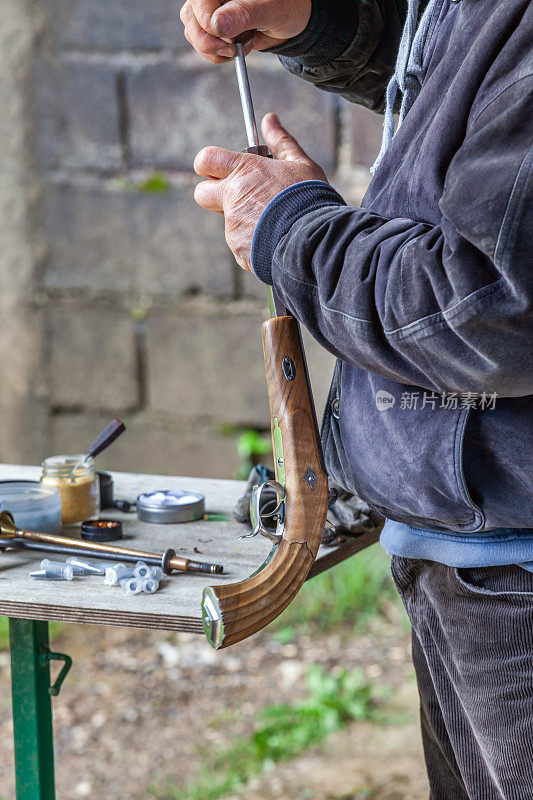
[202,316,328,648]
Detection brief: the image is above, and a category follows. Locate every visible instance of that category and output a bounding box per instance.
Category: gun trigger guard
[247,480,285,544]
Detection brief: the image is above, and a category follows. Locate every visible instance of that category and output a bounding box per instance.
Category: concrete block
[43,178,234,297]
[347,102,384,168]
[34,57,121,170]
[50,413,244,479]
[51,0,186,52]
[146,304,270,427]
[48,305,138,412]
[127,57,337,172]
[0,1,49,465]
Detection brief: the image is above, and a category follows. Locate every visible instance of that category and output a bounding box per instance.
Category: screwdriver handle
[87,418,126,460]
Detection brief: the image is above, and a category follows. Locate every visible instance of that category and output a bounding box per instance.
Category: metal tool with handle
[0,511,223,575]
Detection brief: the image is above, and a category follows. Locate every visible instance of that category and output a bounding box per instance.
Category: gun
[201,35,330,649]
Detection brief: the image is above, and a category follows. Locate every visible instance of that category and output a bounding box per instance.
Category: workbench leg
[9,619,56,800]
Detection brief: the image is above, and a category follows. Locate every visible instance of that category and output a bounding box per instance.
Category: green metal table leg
[9,619,56,800]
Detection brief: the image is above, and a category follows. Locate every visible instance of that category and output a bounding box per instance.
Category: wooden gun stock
[202,315,329,649]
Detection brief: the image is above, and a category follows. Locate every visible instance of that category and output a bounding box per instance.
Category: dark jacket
[251,0,533,531]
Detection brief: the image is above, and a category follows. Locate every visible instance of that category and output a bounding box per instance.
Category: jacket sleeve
[269,0,407,111]
[250,79,533,397]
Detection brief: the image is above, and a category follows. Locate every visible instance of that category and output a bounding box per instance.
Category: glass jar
[0,481,62,534]
[41,455,100,527]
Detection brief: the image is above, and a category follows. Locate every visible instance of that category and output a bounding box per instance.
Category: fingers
[189,0,222,36]
[181,2,235,62]
[213,0,269,39]
[261,113,313,164]
[194,146,244,179]
[194,179,224,213]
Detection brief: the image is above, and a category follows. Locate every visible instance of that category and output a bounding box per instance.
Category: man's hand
[180,0,312,63]
[194,113,327,271]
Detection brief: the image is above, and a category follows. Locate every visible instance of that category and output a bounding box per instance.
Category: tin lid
[136,490,205,524]
[81,519,123,542]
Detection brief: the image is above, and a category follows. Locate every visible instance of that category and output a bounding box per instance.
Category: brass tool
[0,511,223,575]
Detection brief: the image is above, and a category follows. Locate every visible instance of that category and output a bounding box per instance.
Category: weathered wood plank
[0,465,366,633]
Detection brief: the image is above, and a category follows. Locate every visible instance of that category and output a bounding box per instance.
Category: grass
[0,619,64,651]
[0,619,9,650]
[273,543,400,635]
[151,664,385,800]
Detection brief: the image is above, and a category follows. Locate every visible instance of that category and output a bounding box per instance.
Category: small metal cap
[81,519,123,542]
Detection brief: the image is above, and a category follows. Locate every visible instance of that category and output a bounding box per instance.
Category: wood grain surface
[211,316,329,647]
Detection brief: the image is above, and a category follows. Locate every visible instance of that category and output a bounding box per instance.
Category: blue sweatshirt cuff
[267,0,359,68]
[250,180,346,285]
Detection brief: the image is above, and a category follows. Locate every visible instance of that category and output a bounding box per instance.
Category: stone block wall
[0,0,381,479]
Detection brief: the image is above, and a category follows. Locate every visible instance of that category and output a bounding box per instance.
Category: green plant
[0,619,64,651]
[137,172,171,194]
[273,544,400,632]
[273,625,296,645]
[0,618,9,650]
[236,429,271,480]
[152,665,382,800]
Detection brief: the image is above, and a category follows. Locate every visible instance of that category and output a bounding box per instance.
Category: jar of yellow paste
[41,455,100,528]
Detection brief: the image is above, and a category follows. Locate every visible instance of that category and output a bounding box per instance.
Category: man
[180,1,533,797]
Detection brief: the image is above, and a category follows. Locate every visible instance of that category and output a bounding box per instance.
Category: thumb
[213,0,266,38]
[261,113,312,163]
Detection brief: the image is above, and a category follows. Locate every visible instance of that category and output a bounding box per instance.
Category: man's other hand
[180,0,312,63]
[194,113,327,271]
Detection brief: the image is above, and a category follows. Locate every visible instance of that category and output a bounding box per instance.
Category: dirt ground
[0,614,428,800]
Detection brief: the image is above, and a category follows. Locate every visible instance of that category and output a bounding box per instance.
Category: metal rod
[0,511,223,575]
[232,41,287,319]
[234,42,259,149]
[7,540,162,567]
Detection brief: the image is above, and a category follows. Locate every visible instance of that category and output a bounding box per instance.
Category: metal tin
[136,490,205,524]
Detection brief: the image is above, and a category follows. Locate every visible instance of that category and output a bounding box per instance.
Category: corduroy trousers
[391,557,533,800]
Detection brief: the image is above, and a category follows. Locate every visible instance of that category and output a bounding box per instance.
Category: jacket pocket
[334,365,486,533]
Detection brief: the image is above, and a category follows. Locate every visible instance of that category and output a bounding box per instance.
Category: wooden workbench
[1,464,379,800]
[0,465,273,635]
[0,465,376,635]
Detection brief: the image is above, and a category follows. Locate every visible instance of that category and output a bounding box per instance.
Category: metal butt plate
[202,587,225,649]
